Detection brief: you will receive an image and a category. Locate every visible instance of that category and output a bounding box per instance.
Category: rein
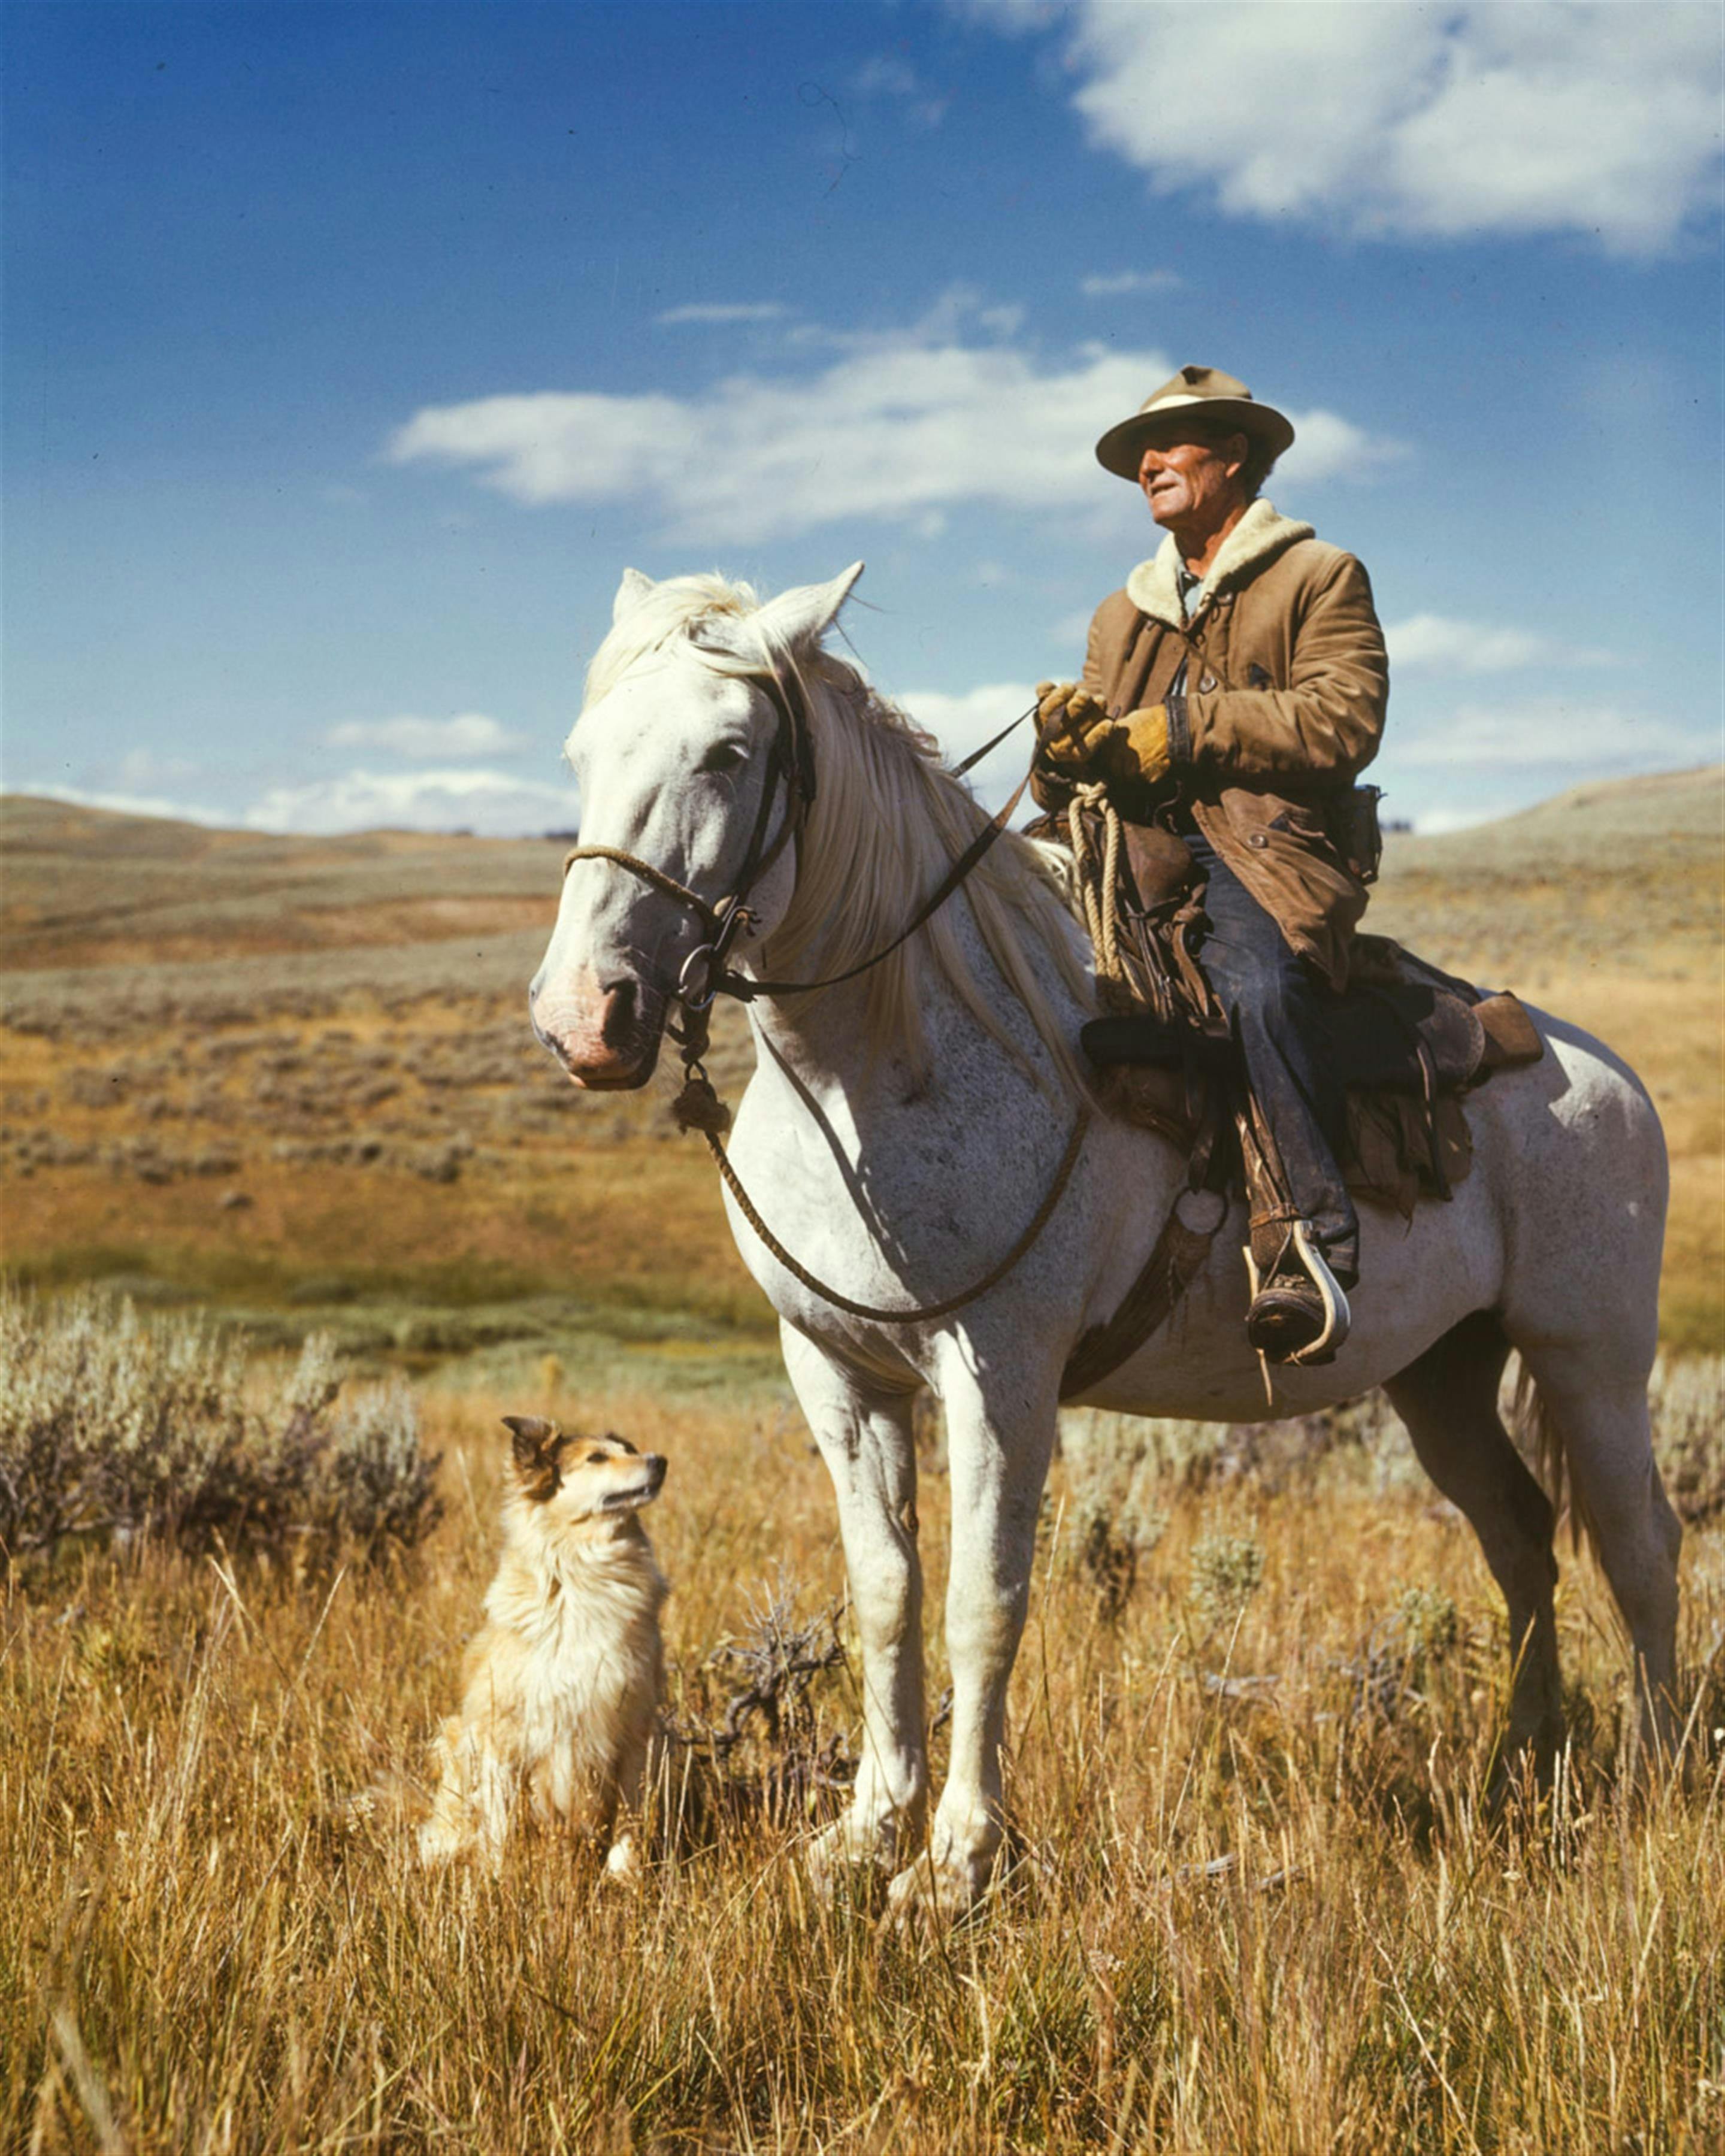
[562,682,1044,1013]
[559,664,1092,1325]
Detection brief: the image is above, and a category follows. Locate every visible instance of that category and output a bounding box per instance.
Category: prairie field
[1,773,1722,2151]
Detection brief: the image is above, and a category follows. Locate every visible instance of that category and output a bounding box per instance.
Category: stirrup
[1243,1219,1352,1368]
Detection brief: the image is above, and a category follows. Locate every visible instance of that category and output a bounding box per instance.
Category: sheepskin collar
[1124,499,1316,630]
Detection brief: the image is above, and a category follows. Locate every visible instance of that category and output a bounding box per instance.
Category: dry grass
[3,1378,1721,2153]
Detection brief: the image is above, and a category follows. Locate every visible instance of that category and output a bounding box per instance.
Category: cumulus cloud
[1393,699,1711,770]
[657,302,791,326]
[853,54,949,129]
[243,767,575,838]
[387,308,1404,542]
[1386,614,1621,677]
[325,713,525,758]
[899,682,1041,810]
[1081,270,1182,297]
[28,781,233,828]
[1386,615,1551,676]
[1055,2,1721,255]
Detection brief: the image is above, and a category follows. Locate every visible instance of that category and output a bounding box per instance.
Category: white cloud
[243,767,575,838]
[854,55,949,129]
[387,304,1405,542]
[901,682,1041,810]
[1387,614,1617,677]
[657,302,791,326]
[1386,614,1551,676]
[1081,270,1182,297]
[325,713,524,758]
[1056,2,1721,256]
[1393,699,1712,770]
[26,782,234,828]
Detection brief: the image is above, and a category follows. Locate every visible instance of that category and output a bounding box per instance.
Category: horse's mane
[583,573,1094,1092]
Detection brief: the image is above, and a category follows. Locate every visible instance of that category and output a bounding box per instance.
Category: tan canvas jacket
[1081,499,1389,989]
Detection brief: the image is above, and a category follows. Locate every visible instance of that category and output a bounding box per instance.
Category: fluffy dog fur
[418,1416,668,1876]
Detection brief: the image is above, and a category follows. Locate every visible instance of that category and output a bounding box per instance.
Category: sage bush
[0,1285,441,1566]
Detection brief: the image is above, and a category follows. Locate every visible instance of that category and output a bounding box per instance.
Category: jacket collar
[1124,498,1315,630]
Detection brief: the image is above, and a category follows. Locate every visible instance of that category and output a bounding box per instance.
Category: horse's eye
[697,740,748,774]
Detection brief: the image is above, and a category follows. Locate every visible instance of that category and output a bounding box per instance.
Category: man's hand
[1092,704,1172,786]
[1035,680,1111,769]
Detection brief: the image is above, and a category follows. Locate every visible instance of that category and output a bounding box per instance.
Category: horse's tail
[1510,1356,1599,1561]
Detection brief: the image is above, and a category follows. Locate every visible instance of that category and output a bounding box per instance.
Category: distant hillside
[0,795,568,973]
[2,766,1720,1005]
[2,773,1718,1353]
[1369,765,1722,985]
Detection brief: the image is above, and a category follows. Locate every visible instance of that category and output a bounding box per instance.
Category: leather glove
[1090,704,1172,786]
[1036,682,1112,769]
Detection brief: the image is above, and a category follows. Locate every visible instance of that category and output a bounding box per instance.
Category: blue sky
[5,0,1722,835]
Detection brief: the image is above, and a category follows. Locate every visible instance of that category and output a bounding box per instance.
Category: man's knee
[1204,938,1305,1031]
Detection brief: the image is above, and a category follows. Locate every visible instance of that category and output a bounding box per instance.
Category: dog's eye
[588,1451,607,1465]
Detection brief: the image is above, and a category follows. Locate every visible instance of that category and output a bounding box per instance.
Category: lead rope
[1068,782,1133,1011]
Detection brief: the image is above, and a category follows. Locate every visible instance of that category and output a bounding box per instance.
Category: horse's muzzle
[530,969,665,1091]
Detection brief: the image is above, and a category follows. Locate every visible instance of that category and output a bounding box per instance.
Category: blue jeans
[1181,825,1359,1278]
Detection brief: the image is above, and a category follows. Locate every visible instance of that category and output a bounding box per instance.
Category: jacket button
[1199,671,1218,692]
[1248,832,1269,849]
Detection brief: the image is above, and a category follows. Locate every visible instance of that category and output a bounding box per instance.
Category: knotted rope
[1067,782,1134,1012]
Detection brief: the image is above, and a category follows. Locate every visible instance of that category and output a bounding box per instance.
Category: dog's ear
[502,1415,559,1473]
[603,1431,638,1456]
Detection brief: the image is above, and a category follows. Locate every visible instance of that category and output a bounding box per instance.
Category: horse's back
[1479,1002,1666,1371]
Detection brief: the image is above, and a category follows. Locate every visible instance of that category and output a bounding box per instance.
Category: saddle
[1064,809,1545,1223]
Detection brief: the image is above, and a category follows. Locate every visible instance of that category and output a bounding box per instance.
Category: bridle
[562,664,815,1018]
[551,655,1109,1328]
[561,658,1044,1018]
[551,652,1225,1358]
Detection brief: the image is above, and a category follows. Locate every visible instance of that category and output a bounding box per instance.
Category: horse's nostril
[598,978,638,1044]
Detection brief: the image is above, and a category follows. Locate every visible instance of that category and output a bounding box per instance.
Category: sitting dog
[418,1415,668,1876]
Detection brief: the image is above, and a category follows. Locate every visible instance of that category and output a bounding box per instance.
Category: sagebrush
[0,1285,441,1565]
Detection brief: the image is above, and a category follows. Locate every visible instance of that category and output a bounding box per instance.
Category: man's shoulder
[1253,532,1369,593]
[1090,586,1143,631]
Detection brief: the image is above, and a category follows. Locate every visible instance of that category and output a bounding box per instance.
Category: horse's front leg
[779,1324,928,1882]
[888,1354,1060,1919]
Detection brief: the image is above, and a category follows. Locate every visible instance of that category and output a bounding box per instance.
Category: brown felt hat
[1094,364,1296,482]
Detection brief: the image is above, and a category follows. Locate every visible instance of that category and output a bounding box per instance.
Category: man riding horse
[1034,365,1389,1364]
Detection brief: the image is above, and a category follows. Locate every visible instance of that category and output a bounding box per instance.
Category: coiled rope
[1067,782,1133,1010]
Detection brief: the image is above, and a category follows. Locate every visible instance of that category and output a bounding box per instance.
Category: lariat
[1067,782,1133,1012]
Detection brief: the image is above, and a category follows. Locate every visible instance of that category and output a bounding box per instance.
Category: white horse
[531,563,1682,1916]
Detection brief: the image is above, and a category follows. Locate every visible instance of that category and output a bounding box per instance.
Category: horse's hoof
[882,1850,992,1930]
[804,1812,908,1900]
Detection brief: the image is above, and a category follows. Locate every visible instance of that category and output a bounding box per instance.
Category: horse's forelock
[583,572,767,710]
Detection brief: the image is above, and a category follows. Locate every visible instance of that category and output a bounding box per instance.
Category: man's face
[1137,431,1248,531]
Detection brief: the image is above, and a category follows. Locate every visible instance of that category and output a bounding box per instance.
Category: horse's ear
[613,567,657,626]
[753,562,864,653]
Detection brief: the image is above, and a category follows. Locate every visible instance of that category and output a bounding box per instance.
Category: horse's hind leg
[1385,1310,1565,1779]
[1511,1343,1682,1766]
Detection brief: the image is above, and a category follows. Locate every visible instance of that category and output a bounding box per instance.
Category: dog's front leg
[781,1325,927,1884]
[470,1742,516,1876]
